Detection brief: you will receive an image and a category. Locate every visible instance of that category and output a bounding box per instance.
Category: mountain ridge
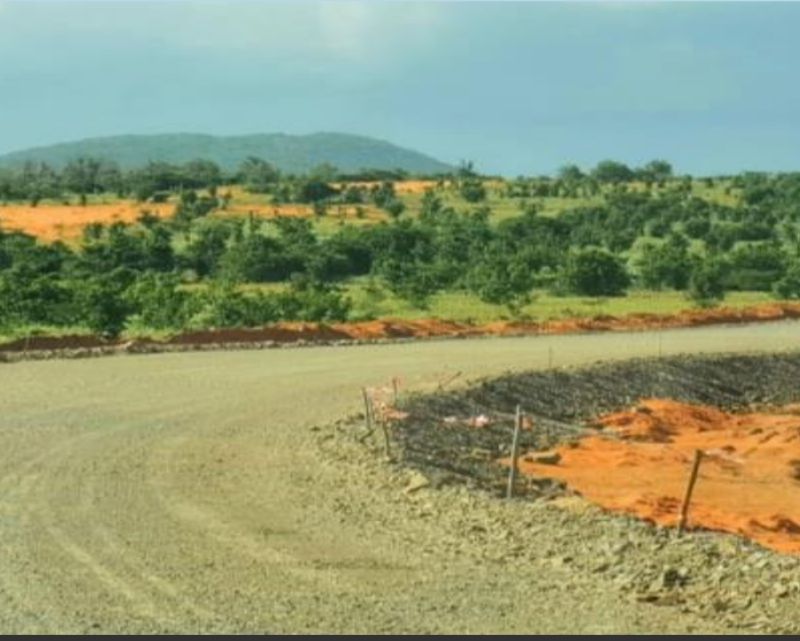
[0,132,454,174]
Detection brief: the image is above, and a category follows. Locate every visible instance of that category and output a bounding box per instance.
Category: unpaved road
[1,322,799,634]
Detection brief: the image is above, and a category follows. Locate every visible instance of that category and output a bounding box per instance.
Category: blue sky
[1,1,799,175]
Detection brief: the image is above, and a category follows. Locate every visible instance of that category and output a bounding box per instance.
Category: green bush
[561,247,630,296]
[687,258,726,308]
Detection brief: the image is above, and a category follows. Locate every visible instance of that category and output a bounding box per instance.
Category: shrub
[561,247,630,296]
[687,258,726,308]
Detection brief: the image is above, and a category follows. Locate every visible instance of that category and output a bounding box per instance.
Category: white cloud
[0,1,445,71]
[316,2,443,60]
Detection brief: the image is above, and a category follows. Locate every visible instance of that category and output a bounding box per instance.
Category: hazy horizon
[2,1,800,175]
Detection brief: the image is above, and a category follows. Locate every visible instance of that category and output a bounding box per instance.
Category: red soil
[517,399,800,554]
[5,302,800,353]
[0,203,174,242]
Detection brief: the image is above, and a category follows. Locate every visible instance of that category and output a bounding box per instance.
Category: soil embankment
[519,399,800,554]
[4,301,800,360]
[397,353,800,555]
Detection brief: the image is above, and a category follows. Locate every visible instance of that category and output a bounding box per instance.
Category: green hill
[0,132,453,174]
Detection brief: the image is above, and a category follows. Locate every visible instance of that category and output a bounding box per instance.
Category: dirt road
[2,322,799,633]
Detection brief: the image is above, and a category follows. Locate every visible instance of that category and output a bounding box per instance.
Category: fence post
[362,387,373,432]
[678,449,704,535]
[379,413,392,459]
[506,404,523,499]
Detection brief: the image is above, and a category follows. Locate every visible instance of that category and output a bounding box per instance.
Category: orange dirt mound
[0,202,174,242]
[517,399,800,554]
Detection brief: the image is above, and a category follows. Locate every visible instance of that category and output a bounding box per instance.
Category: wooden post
[548,346,553,369]
[392,377,399,405]
[438,370,461,391]
[379,414,392,459]
[678,449,704,535]
[362,387,373,432]
[506,405,523,499]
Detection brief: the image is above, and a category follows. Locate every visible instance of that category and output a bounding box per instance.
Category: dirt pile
[518,399,800,554]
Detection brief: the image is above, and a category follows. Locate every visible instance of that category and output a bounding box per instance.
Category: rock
[525,451,562,465]
[661,566,689,589]
[404,471,431,495]
[592,560,611,573]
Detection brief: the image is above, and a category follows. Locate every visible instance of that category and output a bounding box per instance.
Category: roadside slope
[1,322,799,633]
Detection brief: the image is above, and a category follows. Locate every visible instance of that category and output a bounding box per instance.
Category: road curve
[1,321,799,633]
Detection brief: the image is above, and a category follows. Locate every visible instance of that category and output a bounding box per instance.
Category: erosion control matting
[394,352,800,500]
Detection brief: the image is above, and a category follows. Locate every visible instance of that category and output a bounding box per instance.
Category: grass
[0,324,93,345]
[231,277,772,324]
[342,282,772,323]
[0,288,781,346]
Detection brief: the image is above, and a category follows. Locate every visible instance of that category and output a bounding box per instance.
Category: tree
[125,272,188,329]
[558,164,584,182]
[309,163,339,182]
[459,178,487,203]
[371,181,396,208]
[180,219,235,277]
[561,247,630,296]
[725,241,786,291]
[773,261,800,299]
[218,233,303,283]
[384,198,405,220]
[466,246,536,315]
[238,157,280,193]
[181,159,222,190]
[419,189,444,220]
[63,157,102,200]
[687,258,726,308]
[72,269,136,338]
[634,233,692,290]
[129,161,182,202]
[20,161,61,205]
[591,160,634,184]
[297,178,337,203]
[456,160,477,178]
[173,190,218,226]
[638,159,673,183]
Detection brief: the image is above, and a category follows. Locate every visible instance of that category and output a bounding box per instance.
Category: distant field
[0,200,174,242]
[0,178,743,242]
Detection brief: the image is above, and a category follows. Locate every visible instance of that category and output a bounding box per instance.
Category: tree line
[3,157,800,338]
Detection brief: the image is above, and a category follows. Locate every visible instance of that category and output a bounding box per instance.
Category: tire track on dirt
[9,430,176,632]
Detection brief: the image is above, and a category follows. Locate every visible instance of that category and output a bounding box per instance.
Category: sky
[1,0,799,176]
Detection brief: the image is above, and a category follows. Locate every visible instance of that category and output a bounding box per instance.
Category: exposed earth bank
[4,301,800,362]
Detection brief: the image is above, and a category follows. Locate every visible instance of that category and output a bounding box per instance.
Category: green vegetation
[2,153,799,341]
